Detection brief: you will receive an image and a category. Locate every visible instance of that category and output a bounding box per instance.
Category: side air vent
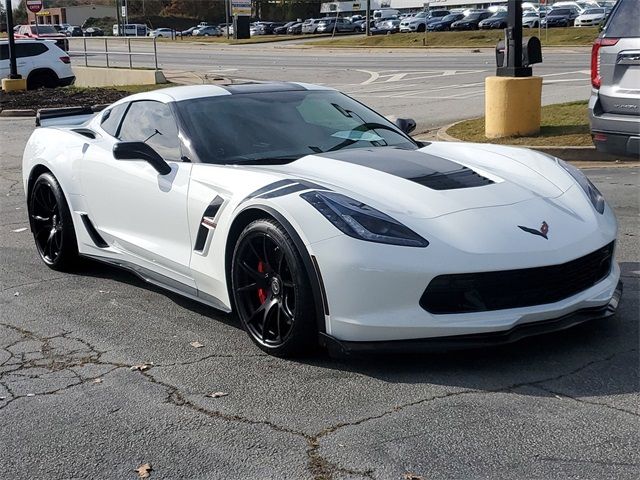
[80,214,108,248]
[194,196,224,252]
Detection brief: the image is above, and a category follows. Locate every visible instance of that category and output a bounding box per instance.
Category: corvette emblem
[518,221,549,240]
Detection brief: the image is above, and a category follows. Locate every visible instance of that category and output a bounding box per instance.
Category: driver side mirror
[395,118,417,135]
[113,142,172,175]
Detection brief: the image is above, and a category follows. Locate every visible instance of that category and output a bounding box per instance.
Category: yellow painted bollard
[1,78,27,92]
[485,76,542,138]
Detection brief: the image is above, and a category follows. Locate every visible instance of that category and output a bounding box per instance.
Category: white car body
[22,84,622,355]
[522,12,542,28]
[149,28,174,38]
[574,8,607,26]
[0,39,74,88]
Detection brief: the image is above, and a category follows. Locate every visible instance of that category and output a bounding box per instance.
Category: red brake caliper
[257,261,267,304]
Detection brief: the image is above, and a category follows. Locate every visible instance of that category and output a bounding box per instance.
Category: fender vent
[194,196,224,252]
[80,214,108,248]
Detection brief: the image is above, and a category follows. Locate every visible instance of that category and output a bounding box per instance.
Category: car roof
[111,82,335,104]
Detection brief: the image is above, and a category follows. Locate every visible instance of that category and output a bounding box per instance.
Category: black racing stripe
[259,183,309,199]
[217,82,307,95]
[317,147,493,190]
[246,180,297,200]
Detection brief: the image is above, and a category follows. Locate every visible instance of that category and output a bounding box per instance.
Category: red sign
[26,0,43,13]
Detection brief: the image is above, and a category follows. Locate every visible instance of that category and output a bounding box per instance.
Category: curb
[435,121,625,162]
[0,109,36,117]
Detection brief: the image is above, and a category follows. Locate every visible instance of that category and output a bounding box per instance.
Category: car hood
[257,143,572,220]
[578,13,603,19]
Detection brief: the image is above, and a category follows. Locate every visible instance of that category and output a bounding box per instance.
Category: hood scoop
[317,147,493,190]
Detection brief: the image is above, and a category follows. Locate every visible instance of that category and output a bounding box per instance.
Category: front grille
[420,242,614,314]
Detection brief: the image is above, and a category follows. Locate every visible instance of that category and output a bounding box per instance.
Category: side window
[100,103,128,137]
[15,43,48,58]
[118,101,181,161]
[605,0,640,37]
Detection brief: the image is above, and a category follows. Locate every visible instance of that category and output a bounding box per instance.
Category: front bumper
[320,281,622,355]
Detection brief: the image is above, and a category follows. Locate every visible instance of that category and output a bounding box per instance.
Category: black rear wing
[36,104,109,127]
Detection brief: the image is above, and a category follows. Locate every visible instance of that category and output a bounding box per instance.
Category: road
[70,39,595,131]
[1,118,638,479]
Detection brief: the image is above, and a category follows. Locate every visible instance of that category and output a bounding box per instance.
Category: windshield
[176,90,416,165]
[523,12,537,17]
[491,12,507,18]
[551,9,571,15]
[466,13,483,20]
[30,25,58,34]
[442,14,460,21]
[584,8,604,14]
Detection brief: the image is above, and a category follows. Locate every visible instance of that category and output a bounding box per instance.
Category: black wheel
[231,219,317,356]
[28,173,79,271]
[417,24,426,32]
[27,70,59,90]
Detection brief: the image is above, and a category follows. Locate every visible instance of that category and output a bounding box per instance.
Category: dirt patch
[0,85,168,111]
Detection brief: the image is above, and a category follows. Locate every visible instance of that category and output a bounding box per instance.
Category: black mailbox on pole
[496,0,542,77]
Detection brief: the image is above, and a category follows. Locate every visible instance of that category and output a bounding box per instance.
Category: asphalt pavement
[1,118,638,479]
[69,39,595,131]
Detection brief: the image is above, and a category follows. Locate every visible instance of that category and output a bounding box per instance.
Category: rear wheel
[231,219,317,357]
[417,24,426,32]
[28,173,79,271]
[27,70,59,90]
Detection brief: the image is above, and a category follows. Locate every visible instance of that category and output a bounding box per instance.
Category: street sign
[231,0,251,16]
[121,6,127,17]
[26,0,43,14]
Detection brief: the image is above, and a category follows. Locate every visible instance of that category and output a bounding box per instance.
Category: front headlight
[301,191,429,247]
[557,159,605,214]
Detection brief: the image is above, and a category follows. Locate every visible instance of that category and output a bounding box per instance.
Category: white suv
[0,39,75,90]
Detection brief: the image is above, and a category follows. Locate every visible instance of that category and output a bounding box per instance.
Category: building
[320,0,511,14]
[27,5,114,26]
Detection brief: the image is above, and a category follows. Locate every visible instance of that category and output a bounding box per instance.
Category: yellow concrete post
[485,76,542,138]
[2,78,28,92]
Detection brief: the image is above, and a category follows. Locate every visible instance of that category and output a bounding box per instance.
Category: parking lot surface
[71,40,594,130]
[1,119,638,479]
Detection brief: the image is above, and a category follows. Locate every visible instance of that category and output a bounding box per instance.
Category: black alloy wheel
[231,219,317,356]
[29,172,79,271]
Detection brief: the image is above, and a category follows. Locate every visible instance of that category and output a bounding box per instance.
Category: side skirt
[82,253,231,313]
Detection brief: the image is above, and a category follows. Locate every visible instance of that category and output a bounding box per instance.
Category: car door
[80,100,195,288]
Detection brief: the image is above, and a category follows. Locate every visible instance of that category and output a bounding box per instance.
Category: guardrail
[68,37,158,70]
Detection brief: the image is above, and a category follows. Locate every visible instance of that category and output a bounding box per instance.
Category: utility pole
[365,0,370,36]
[4,0,19,79]
[115,0,122,36]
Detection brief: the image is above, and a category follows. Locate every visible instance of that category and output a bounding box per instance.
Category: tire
[27,70,59,90]
[231,218,317,357]
[417,23,426,32]
[28,172,79,271]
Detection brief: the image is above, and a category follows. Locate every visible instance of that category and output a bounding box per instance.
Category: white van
[373,9,400,21]
[112,24,148,36]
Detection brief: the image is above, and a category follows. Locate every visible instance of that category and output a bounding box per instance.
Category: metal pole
[153,37,158,70]
[115,0,121,36]
[4,0,20,79]
[225,0,230,39]
[332,7,339,38]
[105,37,109,68]
[365,0,371,36]
[83,37,88,66]
[128,37,132,68]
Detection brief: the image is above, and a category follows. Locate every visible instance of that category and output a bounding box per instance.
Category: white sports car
[22,83,622,356]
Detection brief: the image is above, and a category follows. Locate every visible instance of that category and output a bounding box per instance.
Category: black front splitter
[319,281,623,357]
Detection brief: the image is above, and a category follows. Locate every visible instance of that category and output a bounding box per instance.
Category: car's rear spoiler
[36,104,109,128]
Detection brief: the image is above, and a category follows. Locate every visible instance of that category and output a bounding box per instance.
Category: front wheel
[231,219,317,357]
[417,24,426,32]
[28,172,79,271]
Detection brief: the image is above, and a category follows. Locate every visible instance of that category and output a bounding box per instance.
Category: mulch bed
[0,87,129,111]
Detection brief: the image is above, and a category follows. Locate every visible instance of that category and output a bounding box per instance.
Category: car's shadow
[74,258,639,400]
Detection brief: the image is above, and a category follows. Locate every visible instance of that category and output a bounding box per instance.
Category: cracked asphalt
[1,118,639,479]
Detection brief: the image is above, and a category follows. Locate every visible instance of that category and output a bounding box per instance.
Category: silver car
[588,0,640,158]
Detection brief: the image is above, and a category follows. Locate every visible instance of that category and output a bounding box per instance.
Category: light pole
[4,0,19,79]
[365,0,370,36]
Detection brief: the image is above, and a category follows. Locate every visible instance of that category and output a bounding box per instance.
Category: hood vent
[411,167,494,190]
[317,147,494,191]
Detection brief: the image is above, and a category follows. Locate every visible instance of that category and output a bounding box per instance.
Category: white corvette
[22,83,622,356]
